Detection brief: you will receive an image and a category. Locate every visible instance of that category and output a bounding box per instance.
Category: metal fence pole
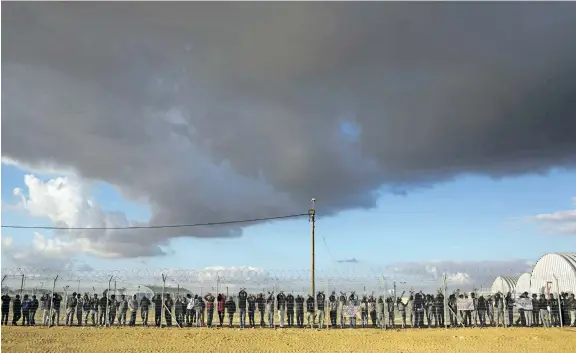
[553,275,563,328]
[49,275,58,326]
[161,274,167,328]
[106,277,112,327]
[443,273,448,329]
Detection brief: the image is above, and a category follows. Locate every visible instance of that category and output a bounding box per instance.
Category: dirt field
[2,327,575,353]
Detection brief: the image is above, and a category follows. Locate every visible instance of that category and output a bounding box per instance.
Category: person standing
[306,294,315,328]
[75,293,83,326]
[128,294,139,327]
[295,295,305,328]
[539,294,550,328]
[286,293,295,327]
[493,293,505,327]
[217,293,226,327]
[12,295,22,326]
[247,293,256,328]
[238,289,248,329]
[397,296,408,329]
[277,291,286,328]
[1,294,11,326]
[89,294,98,326]
[98,292,108,326]
[329,292,338,328]
[226,296,236,328]
[175,295,185,327]
[140,294,151,327]
[52,293,62,326]
[369,295,377,328]
[531,294,540,327]
[376,296,385,329]
[435,293,445,328]
[316,291,326,329]
[505,292,514,327]
[164,294,173,327]
[550,293,560,327]
[477,295,487,327]
[118,295,128,326]
[21,294,31,326]
[43,294,52,326]
[339,293,347,328]
[194,296,203,327]
[386,297,395,328]
[266,293,275,328]
[257,293,266,327]
[567,293,576,327]
[66,292,78,326]
[152,294,162,327]
[31,295,39,326]
[360,296,368,328]
[204,293,215,328]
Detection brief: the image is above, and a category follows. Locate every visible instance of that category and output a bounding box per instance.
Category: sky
[2,2,576,293]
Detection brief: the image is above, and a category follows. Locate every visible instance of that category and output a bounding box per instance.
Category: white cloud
[533,196,576,236]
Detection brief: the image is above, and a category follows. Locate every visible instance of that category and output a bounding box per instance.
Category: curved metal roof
[515,272,531,295]
[490,276,518,294]
[530,253,576,294]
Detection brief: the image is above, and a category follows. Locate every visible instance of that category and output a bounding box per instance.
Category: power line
[1,213,309,230]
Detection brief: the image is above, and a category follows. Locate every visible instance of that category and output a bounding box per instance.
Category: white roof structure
[530,253,576,295]
[515,273,532,296]
[490,276,517,294]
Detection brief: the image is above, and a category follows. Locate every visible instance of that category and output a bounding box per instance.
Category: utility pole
[309,198,316,298]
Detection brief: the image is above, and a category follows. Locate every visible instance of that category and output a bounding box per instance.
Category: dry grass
[2,326,575,353]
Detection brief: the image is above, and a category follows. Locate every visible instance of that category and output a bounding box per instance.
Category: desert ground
[2,326,576,353]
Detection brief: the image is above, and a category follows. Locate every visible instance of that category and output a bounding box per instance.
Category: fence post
[106,276,113,327]
[161,274,167,328]
[49,275,58,326]
[443,273,448,329]
[553,275,563,328]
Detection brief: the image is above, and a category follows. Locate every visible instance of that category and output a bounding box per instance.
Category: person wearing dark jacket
[286,293,295,327]
[435,293,445,327]
[256,293,266,327]
[238,289,248,329]
[295,295,305,328]
[328,292,338,328]
[247,294,256,328]
[21,294,32,326]
[306,295,315,328]
[52,293,62,326]
[550,294,560,327]
[1,294,11,326]
[140,295,151,327]
[226,296,236,328]
[217,294,226,327]
[477,296,487,327]
[532,294,540,327]
[98,294,108,326]
[152,294,162,327]
[277,291,286,328]
[12,295,22,326]
[505,292,514,327]
[31,295,39,326]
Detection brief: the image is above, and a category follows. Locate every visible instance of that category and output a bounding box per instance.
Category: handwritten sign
[456,298,474,311]
[514,298,533,310]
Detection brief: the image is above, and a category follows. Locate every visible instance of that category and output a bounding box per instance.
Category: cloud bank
[533,196,576,235]
[2,2,576,260]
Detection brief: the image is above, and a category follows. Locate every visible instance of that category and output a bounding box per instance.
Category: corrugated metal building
[530,253,576,295]
[515,272,532,296]
[490,276,518,294]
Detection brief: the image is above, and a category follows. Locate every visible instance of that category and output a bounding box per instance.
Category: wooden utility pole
[309,198,316,298]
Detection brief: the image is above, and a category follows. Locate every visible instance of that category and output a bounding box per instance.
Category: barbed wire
[0,266,516,285]
[1,213,309,230]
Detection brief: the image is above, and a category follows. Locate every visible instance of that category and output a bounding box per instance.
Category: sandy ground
[2,326,576,353]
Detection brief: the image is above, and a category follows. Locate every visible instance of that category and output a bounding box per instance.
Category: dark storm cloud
[2,2,576,258]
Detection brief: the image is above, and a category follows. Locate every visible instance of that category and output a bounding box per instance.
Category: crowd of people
[2,289,575,328]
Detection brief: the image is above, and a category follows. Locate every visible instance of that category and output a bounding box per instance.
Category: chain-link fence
[1,267,575,328]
